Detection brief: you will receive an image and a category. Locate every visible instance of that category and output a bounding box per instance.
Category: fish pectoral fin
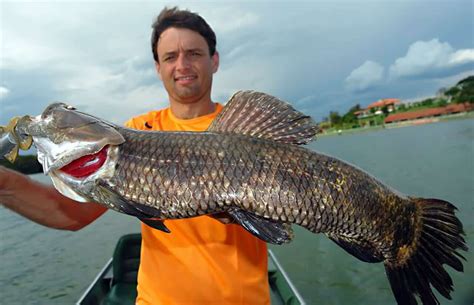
[139,218,171,233]
[209,212,234,224]
[228,209,293,245]
[96,183,150,217]
[328,234,383,263]
[96,182,171,233]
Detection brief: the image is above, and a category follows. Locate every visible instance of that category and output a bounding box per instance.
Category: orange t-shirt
[125,104,270,305]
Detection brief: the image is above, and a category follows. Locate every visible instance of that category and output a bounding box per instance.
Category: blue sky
[1,0,473,124]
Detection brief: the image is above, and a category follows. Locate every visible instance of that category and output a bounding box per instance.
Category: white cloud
[57,80,169,124]
[0,86,10,99]
[433,69,474,89]
[389,39,474,78]
[0,2,472,124]
[345,61,384,92]
[205,8,259,33]
[54,61,165,124]
[56,66,124,91]
[0,35,62,70]
[448,49,474,65]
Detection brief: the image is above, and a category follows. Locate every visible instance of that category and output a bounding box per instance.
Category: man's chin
[174,88,202,102]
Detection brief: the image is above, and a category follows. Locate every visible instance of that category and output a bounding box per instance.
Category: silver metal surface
[75,257,113,305]
[268,249,306,305]
[0,133,16,159]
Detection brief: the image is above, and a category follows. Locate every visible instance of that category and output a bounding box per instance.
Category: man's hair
[151,7,217,63]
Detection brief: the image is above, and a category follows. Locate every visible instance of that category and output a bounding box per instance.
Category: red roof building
[355,98,401,120]
[367,98,400,110]
[384,103,473,123]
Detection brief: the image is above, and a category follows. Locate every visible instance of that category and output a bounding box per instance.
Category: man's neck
[169,98,216,119]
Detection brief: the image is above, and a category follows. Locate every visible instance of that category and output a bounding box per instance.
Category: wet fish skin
[0,91,467,305]
[115,128,385,229]
[111,127,413,255]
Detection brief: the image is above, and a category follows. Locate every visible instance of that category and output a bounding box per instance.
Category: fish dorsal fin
[208,91,319,145]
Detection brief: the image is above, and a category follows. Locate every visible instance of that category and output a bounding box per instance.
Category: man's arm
[0,166,107,231]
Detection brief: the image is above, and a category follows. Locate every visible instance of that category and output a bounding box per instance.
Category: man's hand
[0,166,24,201]
[0,165,107,230]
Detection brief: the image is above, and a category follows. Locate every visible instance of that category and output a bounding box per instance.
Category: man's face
[155,27,219,104]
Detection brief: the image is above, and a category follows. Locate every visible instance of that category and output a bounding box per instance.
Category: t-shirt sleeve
[124,118,136,128]
[124,114,148,129]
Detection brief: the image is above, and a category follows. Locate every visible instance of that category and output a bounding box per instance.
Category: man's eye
[191,52,201,57]
[164,55,175,61]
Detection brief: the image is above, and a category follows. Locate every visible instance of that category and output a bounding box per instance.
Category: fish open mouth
[59,145,109,178]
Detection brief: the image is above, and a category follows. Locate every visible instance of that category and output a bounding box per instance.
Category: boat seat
[101,233,141,305]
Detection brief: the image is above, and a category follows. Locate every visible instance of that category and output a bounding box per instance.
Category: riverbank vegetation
[320,75,474,132]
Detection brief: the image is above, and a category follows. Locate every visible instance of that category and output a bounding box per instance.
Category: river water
[0,119,473,305]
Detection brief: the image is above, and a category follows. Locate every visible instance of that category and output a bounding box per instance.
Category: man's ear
[155,62,162,80]
[211,51,219,73]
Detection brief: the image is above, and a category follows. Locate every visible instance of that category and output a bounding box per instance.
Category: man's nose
[176,53,191,70]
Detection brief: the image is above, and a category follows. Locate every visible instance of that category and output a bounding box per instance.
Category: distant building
[384,102,473,124]
[367,98,400,113]
[355,98,400,118]
[355,98,401,126]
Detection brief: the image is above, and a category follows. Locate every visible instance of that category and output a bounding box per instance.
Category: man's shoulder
[124,108,168,129]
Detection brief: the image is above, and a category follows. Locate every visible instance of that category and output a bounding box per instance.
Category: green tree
[457,75,474,86]
[446,75,474,104]
[455,81,474,104]
[329,111,342,127]
[421,98,433,106]
[436,87,447,96]
[445,86,460,97]
[342,104,361,125]
[436,99,447,107]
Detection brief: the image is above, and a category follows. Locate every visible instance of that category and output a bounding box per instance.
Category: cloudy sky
[1,0,473,124]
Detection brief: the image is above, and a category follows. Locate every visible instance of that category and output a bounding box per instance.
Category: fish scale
[110,127,396,241]
[0,90,466,305]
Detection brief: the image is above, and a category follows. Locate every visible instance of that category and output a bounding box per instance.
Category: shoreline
[319,111,474,137]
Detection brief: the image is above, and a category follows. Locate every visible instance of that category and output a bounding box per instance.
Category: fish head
[27,102,125,174]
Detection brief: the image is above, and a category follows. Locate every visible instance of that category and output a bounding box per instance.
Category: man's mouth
[175,75,197,84]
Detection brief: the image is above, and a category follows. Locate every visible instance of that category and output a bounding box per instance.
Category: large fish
[0,91,467,305]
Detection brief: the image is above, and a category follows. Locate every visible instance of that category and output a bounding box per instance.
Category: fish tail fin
[384,198,467,305]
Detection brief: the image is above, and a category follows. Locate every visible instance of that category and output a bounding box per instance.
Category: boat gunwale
[75,257,113,305]
[268,249,306,305]
[76,245,305,305]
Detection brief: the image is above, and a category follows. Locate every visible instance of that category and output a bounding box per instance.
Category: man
[0,7,270,305]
